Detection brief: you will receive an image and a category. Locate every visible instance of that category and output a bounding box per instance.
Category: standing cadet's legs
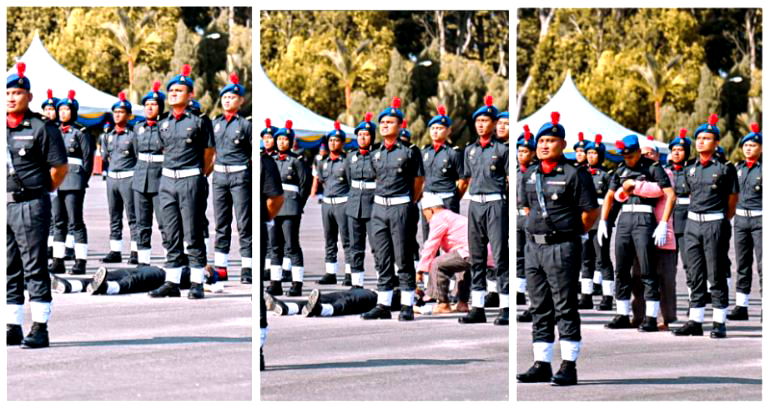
[50,193,68,273]
[106,177,125,251]
[320,203,340,275]
[630,217,660,322]
[333,204,351,277]
[467,201,489,305]
[595,224,615,309]
[733,216,754,304]
[524,241,556,368]
[232,170,253,273]
[348,216,369,286]
[703,220,730,313]
[753,219,762,295]
[64,190,88,273]
[486,200,509,323]
[389,203,416,296]
[679,221,708,329]
[282,215,304,295]
[178,175,208,283]
[133,190,154,264]
[516,229,527,302]
[212,174,233,271]
[158,176,185,278]
[612,216,637,318]
[370,204,395,300]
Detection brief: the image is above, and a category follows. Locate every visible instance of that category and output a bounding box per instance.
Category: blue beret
[585,135,606,162]
[141,81,166,112]
[399,127,412,142]
[472,96,499,121]
[56,90,79,116]
[219,72,246,97]
[378,97,404,122]
[111,92,132,113]
[187,99,202,114]
[740,123,762,146]
[427,105,452,128]
[167,64,195,91]
[498,111,509,120]
[7,62,30,90]
[354,112,376,136]
[325,121,346,142]
[615,134,640,155]
[275,120,295,142]
[516,125,536,150]
[535,112,566,140]
[693,114,721,139]
[261,118,279,138]
[573,132,589,150]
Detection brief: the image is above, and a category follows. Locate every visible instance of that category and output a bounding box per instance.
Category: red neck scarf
[433,142,445,152]
[278,152,288,161]
[589,167,598,175]
[225,111,237,122]
[359,148,369,156]
[746,159,757,168]
[383,138,397,151]
[7,112,25,128]
[172,108,186,121]
[699,153,714,167]
[519,164,528,173]
[479,136,492,149]
[60,124,71,133]
[540,159,559,174]
[672,163,683,171]
[146,119,157,127]
[329,151,341,161]
[115,124,127,134]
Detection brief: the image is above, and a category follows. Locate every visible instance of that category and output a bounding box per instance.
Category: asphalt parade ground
[516,233,762,401]
[6,178,252,401]
[260,199,510,401]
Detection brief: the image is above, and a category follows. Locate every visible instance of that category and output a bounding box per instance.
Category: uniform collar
[382,138,398,151]
[114,124,128,134]
[433,141,446,152]
[328,151,343,161]
[478,135,493,149]
[171,108,188,121]
[698,154,715,167]
[6,111,26,129]
[224,111,239,122]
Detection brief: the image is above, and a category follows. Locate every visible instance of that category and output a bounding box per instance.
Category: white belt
[107,170,134,179]
[736,208,762,218]
[323,196,349,205]
[597,198,604,205]
[351,180,376,190]
[676,197,690,205]
[162,168,201,179]
[281,184,299,193]
[621,204,653,213]
[468,193,503,203]
[374,195,411,206]
[687,211,724,222]
[137,153,164,163]
[423,191,455,200]
[214,164,248,173]
[67,157,83,166]
[517,209,527,216]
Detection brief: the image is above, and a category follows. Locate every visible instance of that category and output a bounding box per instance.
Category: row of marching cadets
[516,111,762,386]
[259,94,509,352]
[7,61,252,349]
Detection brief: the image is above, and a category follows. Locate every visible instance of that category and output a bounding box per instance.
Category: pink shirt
[416,209,494,272]
[613,169,676,250]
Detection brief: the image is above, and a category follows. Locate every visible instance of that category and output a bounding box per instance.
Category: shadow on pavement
[266,357,485,371]
[579,376,761,386]
[48,336,252,348]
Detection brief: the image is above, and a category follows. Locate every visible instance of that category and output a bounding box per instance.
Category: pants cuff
[74,243,88,259]
[325,262,338,275]
[190,267,205,284]
[242,257,252,268]
[499,293,510,309]
[713,307,727,324]
[580,278,593,295]
[291,266,304,282]
[110,240,122,252]
[616,299,630,316]
[592,270,602,284]
[602,280,615,297]
[645,300,660,318]
[400,290,414,307]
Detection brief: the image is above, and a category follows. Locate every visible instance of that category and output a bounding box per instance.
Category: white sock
[138,249,151,264]
[183,241,190,255]
[560,340,581,361]
[736,292,750,307]
[321,304,334,317]
[471,290,486,308]
[533,342,554,363]
[70,280,84,293]
[214,252,229,268]
[580,278,593,295]
[282,257,292,271]
[7,303,24,325]
[602,280,615,297]
[377,290,393,306]
[286,303,299,315]
[65,234,74,248]
[264,258,271,270]
[270,265,282,281]
[499,293,510,309]
[325,262,338,275]
[53,242,66,258]
[645,300,660,318]
[592,270,602,285]
[487,279,498,293]
[516,277,527,293]
[616,299,631,316]
[131,241,138,252]
[30,301,52,323]
[242,257,252,268]
[345,264,352,275]
[74,243,88,259]
[110,240,122,253]
[106,281,121,295]
[689,307,705,323]
[351,272,364,287]
[47,236,54,247]
[190,267,205,284]
[165,267,183,284]
[400,290,415,307]
[291,266,304,282]
[713,307,727,324]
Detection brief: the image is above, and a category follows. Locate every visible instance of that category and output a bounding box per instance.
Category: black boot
[484,292,499,308]
[69,259,86,275]
[604,314,632,329]
[516,292,526,305]
[316,273,337,285]
[64,247,75,261]
[7,324,23,346]
[517,309,533,322]
[638,316,659,332]
[592,283,603,296]
[89,266,109,295]
[361,304,392,320]
[342,273,352,286]
[281,269,292,283]
[596,296,613,311]
[459,307,487,324]
[710,322,727,339]
[49,258,65,275]
[148,281,181,298]
[21,322,49,349]
[726,306,748,321]
[398,306,414,321]
[101,251,122,263]
[266,280,283,296]
[494,307,509,325]
[671,320,703,336]
[551,360,578,386]
[188,283,204,299]
[577,294,593,309]
[303,289,322,317]
[128,251,139,265]
[240,267,252,284]
[516,361,552,383]
[285,281,303,297]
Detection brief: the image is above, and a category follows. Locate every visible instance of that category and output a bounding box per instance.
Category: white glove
[597,220,608,247]
[652,221,668,247]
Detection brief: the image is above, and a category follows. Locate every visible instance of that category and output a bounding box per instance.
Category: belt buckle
[533,234,546,244]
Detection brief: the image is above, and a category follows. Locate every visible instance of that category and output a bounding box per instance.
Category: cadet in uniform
[345,112,377,288]
[496,110,509,144]
[7,62,69,348]
[398,119,423,269]
[361,97,424,321]
[315,121,352,286]
[573,132,588,167]
[310,143,328,204]
[132,81,167,267]
[212,73,253,284]
[260,150,284,371]
[459,96,509,325]
[50,90,94,275]
[266,120,311,296]
[727,123,762,320]
[515,125,536,322]
[148,64,215,300]
[261,119,279,280]
[672,114,738,338]
[666,129,693,299]
[101,92,139,265]
[41,89,59,259]
[516,112,598,386]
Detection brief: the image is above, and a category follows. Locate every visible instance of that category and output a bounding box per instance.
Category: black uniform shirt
[520,156,598,236]
[132,117,165,193]
[609,157,671,207]
[318,153,350,198]
[516,163,530,232]
[683,157,738,213]
[7,110,67,193]
[372,140,424,198]
[464,138,508,195]
[275,151,311,216]
[346,150,376,219]
[587,165,612,230]
[261,153,284,222]
[158,111,215,170]
[666,161,691,234]
[421,144,464,193]
[735,159,762,210]
[212,113,252,166]
[103,127,137,172]
[59,123,94,190]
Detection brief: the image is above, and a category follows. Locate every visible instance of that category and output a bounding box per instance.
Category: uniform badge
[689,168,696,176]
[470,148,476,156]
[186,138,193,143]
[551,193,558,200]
[490,165,496,171]
[18,148,26,156]
[737,169,742,177]
[424,152,429,160]
[162,121,169,130]
[352,155,358,163]
[234,138,240,144]
[442,168,447,173]
[711,184,717,190]
[324,162,329,169]
[69,147,75,153]
[755,185,761,191]
[375,152,381,160]
[138,127,145,135]
[214,123,221,133]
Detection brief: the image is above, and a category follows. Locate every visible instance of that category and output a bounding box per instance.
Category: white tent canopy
[7,32,144,118]
[516,72,667,155]
[257,64,355,145]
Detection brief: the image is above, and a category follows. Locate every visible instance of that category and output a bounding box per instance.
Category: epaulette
[245,116,252,121]
[198,112,207,118]
[409,144,416,149]
[608,169,614,175]
[452,145,461,151]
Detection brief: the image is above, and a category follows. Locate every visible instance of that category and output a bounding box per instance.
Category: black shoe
[128,251,139,265]
[316,273,337,285]
[264,292,288,315]
[342,273,352,286]
[266,280,283,296]
[596,296,613,311]
[260,348,265,371]
[727,306,748,321]
[551,360,578,386]
[592,283,603,296]
[638,316,659,332]
[710,322,727,339]
[240,267,252,284]
[69,259,86,275]
[7,324,23,346]
[64,247,75,261]
[101,251,122,263]
[361,304,392,320]
[399,306,415,321]
[262,268,270,282]
[188,283,204,299]
[605,314,632,329]
[516,292,526,305]
[281,269,292,283]
[89,266,109,295]
[51,274,71,294]
[577,294,593,309]
[304,289,323,317]
[148,281,181,298]
[517,309,533,323]
[484,292,500,308]
[21,322,49,349]
[285,281,303,297]
[459,307,487,324]
[671,320,703,336]
[47,246,53,259]
[49,258,65,275]
[494,307,509,325]
[516,361,553,383]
